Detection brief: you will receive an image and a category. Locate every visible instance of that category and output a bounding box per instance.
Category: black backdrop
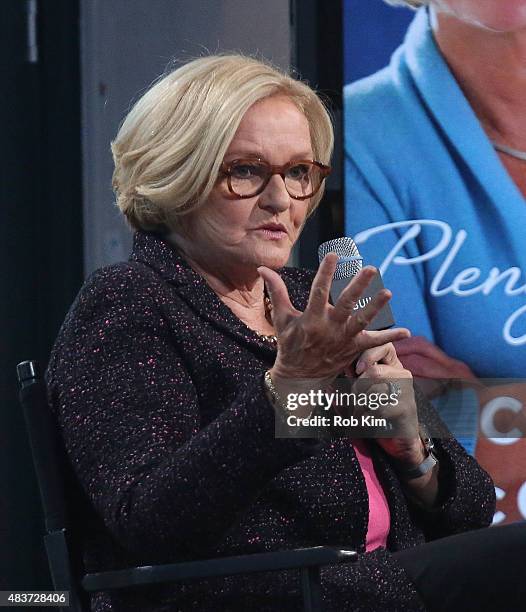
[293,0,344,269]
[1,0,83,593]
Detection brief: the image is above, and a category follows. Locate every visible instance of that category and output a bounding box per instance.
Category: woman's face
[187,96,314,273]
[433,0,526,32]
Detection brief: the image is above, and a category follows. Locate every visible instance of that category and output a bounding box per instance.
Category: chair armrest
[81,546,357,592]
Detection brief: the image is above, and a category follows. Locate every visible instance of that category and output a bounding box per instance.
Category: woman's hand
[257,253,410,385]
[353,342,440,507]
[393,336,476,380]
[351,342,423,466]
[393,336,479,399]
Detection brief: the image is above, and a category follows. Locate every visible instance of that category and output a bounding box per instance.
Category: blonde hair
[384,0,428,8]
[111,54,334,233]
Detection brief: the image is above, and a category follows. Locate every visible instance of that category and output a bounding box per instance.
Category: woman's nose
[258,174,291,212]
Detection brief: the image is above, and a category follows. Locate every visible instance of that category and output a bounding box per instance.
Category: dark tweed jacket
[46,231,495,611]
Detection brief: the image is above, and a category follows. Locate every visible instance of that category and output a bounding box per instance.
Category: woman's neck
[166,231,272,331]
[433,11,526,149]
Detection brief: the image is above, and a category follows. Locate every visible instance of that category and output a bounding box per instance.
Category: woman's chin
[254,247,292,270]
[439,0,526,32]
[479,16,526,32]
[465,5,526,32]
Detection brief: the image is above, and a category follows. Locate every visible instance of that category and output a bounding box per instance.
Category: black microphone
[318,237,394,331]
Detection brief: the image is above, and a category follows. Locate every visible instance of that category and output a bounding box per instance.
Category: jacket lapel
[129,231,311,354]
[404,9,526,217]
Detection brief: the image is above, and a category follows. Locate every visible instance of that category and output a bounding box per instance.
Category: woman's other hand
[353,342,440,506]
[393,336,476,380]
[352,343,422,466]
[258,253,410,385]
[393,336,479,399]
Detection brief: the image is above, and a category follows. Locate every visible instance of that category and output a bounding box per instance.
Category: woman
[47,54,514,611]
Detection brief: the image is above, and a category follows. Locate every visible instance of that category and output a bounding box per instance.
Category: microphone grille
[318,237,363,280]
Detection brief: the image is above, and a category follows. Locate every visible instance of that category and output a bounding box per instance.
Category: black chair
[16,360,357,612]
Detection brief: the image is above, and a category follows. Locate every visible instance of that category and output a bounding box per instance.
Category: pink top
[352,438,391,551]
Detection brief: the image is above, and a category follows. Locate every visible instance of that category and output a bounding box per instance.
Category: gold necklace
[255,330,278,345]
[255,295,278,346]
[492,140,526,162]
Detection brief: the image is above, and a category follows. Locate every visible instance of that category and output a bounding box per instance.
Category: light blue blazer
[344,8,526,380]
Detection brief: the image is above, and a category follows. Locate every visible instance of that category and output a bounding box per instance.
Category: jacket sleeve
[46,264,325,561]
[405,385,496,538]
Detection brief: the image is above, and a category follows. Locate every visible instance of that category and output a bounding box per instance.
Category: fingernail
[355,360,365,375]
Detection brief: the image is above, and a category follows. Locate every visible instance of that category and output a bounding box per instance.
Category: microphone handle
[330,270,395,331]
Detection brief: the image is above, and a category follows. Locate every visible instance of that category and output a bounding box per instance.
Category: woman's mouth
[254,223,288,240]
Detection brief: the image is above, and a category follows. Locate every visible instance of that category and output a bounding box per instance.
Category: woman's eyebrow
[223,151,264,160]
[224,150,314,160]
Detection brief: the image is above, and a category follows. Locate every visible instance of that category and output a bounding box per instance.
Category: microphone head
[318,237,363,280]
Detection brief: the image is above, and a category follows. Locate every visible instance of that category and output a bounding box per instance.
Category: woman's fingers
[342,286,393,335]
[355,328,411,355]
[357,362,412,380]
[257,266,297,325]
[394,337,477,381]
[393,336,453,365]
[305,252,338,315]
[265,254,413,383]
[355,343,399,375]
[397,354,451,378]
[332,266,378,323]
[332,267,377,321]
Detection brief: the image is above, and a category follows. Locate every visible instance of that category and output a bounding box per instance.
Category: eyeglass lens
[229,161,324,198]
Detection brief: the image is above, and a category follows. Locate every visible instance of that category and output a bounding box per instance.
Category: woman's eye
[230,164,261,179]
[287,164,310,180]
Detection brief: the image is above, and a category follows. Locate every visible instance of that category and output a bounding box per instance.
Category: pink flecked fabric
[353,438,391,551]
[46,230,495,611]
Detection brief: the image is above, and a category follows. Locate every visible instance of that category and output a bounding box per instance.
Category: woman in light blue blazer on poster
[344,0,526,516]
